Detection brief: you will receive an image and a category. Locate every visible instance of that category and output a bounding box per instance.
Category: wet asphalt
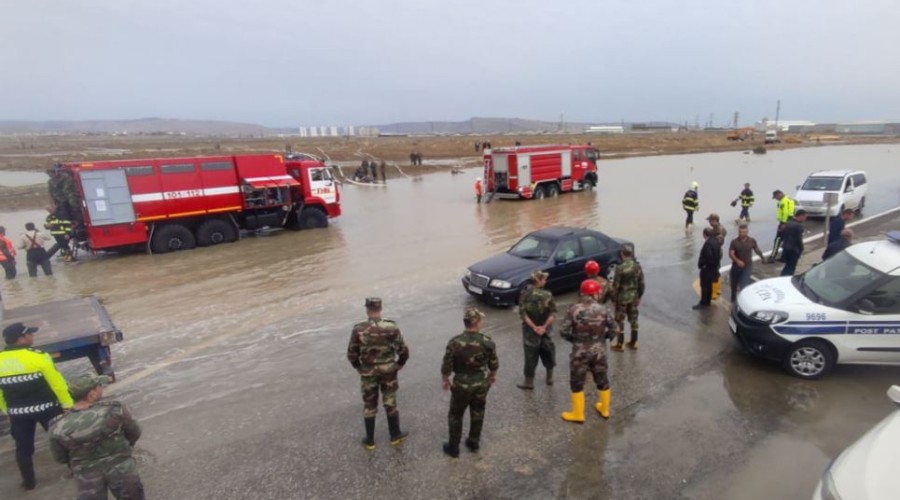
[1,144,899,499]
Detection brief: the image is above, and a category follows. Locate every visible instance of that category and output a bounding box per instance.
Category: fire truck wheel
[533,186,546,200]
[151,224,196,253]
[299,208,329,230]
[584,176,596,191]
[196,219,237,246]
[546,183,560,198]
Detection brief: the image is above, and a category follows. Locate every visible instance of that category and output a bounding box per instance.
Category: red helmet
[580,279,601,296]
[584,260,600,275]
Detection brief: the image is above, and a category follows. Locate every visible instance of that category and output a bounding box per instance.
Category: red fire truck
[53,154,340,253]
[483,144,599,200]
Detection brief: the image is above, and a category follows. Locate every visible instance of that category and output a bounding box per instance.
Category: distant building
[835,121,888,134]
[584,125,625,134]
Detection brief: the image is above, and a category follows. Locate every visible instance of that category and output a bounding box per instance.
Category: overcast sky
[2,0,899,127]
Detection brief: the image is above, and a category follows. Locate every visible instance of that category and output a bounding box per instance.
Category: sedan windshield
[801,177,843,191]
[509,235,557,261]
[801,251,885,304]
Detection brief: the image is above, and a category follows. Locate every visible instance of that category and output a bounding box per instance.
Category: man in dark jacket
[822,229,853,261]
[780,210,808,276]
[827,209,854,245]
[694,227,722,310]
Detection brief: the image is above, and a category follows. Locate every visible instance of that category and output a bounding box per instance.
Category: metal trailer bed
[2,296,123,380]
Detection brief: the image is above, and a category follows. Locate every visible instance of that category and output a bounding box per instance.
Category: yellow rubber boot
[561,391,585,424]
[712,278,721,300]
[595,389,611,419]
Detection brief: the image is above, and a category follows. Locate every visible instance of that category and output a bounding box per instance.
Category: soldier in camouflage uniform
[516,270,557,389]
[584,260,615,307]
[49,373,144,500]
[47,167,65,214]
[611,246,645,351]
[347,297,410,450]
[560,280,618,423]
[441,307,498,457]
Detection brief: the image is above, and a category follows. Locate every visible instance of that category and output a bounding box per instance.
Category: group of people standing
[354,158,387,183]
[0,322,145,497]
[0,207,77,280]
[688,180,843,309]
[347,248,645,457]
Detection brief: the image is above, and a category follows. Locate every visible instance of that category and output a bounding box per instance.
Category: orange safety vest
[474,179,483,196]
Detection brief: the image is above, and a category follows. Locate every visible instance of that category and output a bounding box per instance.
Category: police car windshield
[509,235,556,261]
[801,177,842,191]
[802,251,885,305]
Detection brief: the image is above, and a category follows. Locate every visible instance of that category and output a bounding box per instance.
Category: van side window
[852,174,867,186]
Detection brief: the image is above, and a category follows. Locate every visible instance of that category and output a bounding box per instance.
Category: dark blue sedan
[462,226,633,307]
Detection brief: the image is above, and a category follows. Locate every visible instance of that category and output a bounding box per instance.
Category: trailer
[483,145,599,200]
[2,297,123,380]
[51,154,341,254]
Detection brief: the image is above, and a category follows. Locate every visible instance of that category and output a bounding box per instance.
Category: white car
[730,234,900,378]
[794,170,868,217]
[812,385,900,499]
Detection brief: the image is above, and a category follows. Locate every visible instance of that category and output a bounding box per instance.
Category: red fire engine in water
[53,153,340,253]
[483,144,599,200]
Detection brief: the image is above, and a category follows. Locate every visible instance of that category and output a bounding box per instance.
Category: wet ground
[1,144,899,499]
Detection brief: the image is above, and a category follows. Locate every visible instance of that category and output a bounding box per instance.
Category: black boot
[627,330,639,350]
[465,419,483,452]
[387,414,408,445]
[361,416,376,450]
[444,416,462,458]
[18,458,36,490]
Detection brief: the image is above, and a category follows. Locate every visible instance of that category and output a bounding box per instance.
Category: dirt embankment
[0,132,895,211]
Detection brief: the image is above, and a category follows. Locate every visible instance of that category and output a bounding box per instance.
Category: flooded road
[1,143,899,499]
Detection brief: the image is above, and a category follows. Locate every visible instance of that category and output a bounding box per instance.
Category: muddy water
[0,170,47,186]
[1,143,897,498]
[1,144,897,367]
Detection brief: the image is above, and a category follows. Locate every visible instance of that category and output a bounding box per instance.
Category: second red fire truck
[483,144,599,200]
[52,154,340,254]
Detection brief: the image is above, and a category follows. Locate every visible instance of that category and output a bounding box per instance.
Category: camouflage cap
[68,373,111,400]
[464,306,485,322]
[531,270,549,281]
[365,297,382,309]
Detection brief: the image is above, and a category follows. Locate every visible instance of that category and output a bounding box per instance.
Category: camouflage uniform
[518,280,556,386]
[588,274,616,306]
[347,298,409,448]
[612,257,645,349]
[560,297,617,392]
[441,308,498,455]
[59,171,81,222]
[48,374,144,500]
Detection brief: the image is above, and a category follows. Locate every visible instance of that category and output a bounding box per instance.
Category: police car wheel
[783,340,835,379]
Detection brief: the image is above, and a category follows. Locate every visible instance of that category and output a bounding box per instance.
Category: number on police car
[806,312,827,321]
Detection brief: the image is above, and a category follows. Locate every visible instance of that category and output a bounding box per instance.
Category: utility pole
[733,111,740,129]
[774,99,781,128]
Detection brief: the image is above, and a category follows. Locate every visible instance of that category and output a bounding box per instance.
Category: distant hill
[0,118,293,137]
[0,116,653,136]
[377,117,595,135]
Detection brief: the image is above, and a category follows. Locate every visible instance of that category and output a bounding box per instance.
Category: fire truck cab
[483,144,599,200]
[53,154,340,254]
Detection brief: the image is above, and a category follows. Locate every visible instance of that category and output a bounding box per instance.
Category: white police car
[730,232,900,379]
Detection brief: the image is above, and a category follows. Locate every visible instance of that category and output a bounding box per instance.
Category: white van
[794,170,868,217]
[730,234,900,379]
